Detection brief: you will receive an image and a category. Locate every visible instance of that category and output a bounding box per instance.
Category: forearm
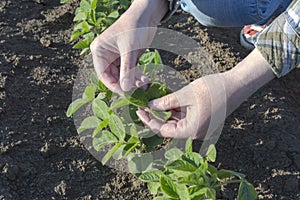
[223,48,275,116]
[122,0,169,27]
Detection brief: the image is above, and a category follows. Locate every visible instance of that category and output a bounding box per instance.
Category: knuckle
[163,95,172,107]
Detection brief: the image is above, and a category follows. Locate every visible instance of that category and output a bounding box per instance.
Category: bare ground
[0,1,299,199]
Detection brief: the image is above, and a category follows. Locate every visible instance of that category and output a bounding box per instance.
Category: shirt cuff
[255,9,300,78]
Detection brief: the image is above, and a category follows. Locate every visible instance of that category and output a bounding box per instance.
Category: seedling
[67,50,257,199]
[139,144,257,200]
[64,1,258,199]
[62,0,131,54]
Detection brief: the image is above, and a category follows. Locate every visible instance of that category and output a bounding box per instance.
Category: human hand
[136,48,275,139]
[136,74,227,139]
[90,0,168,95]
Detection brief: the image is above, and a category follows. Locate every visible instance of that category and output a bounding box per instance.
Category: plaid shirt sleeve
[255,0,300,78]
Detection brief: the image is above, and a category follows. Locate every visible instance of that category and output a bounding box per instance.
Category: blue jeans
[179,0,292,27]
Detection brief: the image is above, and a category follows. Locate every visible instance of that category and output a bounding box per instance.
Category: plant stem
[214,179,243,188]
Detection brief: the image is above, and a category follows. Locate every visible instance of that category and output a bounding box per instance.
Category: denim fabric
[179,0,292,27]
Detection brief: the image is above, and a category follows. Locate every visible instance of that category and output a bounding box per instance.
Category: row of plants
[64,0,258,199]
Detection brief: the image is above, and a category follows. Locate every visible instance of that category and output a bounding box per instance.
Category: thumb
[120,52,138,92]
[149,92,184,111]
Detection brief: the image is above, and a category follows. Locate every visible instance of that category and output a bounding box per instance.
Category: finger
[134,68,150,89]
[148,87,191,111]
[159,105,204,139]
[120,52,138,92]
[170,110,185,121]
[99,72,124,95]
[136,109,164,134]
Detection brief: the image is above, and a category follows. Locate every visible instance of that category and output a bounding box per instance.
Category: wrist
[223,48,275,116]
[123,0,168,27]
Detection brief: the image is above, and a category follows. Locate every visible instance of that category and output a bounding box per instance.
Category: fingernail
[148,101,153,108]
[121,79,132,91]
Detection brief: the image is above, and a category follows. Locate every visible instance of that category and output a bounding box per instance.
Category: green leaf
[130,123,138,138]
[128,153,153,174]
[139,170,164,182]
[91,0,97,10]
[142,135,164,147]
[160,176,179,199]
[119,0,130,9]
[81,21,89,33]
[206,144,217,162]
[102,18,115,26]
[198,161,208,175]
[92,98,109,120]
[154,49,163,64]
[74,12,87,22]
[110,97,130,111]
[165,148,183,161]
[77,116,101,134]
[128,104,140,124]
[80,47,90,55]
[73,21,84,32]
[176,184,190,200]
[154,197,170,200]
[112,144,126,160]
[109,114,125,140]
[66,98,86,117]
[70,30,83,41]
[150,109,171,121]
[138,50,156,65]
[205,187,216,199]
[123,142,138,156]
[82,85,95,102]
[207,164,218,175]
[60,0,69,3]
[90,72,99,89]
[83,32,94,44]
[147,182,160,195]
[166,160,197,172]
[107,10,119,19]
[145,82,170,101]
[217,169,246,180]
[125,88,148,107]
[92,118,109,137]
[79,0,90,11]
[237,181,257,200]
[188,186,206,200]
[73,40,89,49]
[185,138,193,152]
[181,152,203,168]
[92,130,118,151]
[102,142,123,165]
[179,171,204,186]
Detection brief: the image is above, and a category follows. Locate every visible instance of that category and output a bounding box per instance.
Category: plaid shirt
[255,0,300,77]
[166,0,300,78]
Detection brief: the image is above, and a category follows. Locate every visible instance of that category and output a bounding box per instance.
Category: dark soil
[0,1,299,199]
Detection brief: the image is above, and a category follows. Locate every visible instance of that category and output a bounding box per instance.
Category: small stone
[283,177,299,193]
[54,180,67,196]
[40,37,51,47]
[40,142,60,158]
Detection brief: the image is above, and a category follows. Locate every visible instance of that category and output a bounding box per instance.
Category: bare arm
[138,48,276,139]
[223,48,275,116]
